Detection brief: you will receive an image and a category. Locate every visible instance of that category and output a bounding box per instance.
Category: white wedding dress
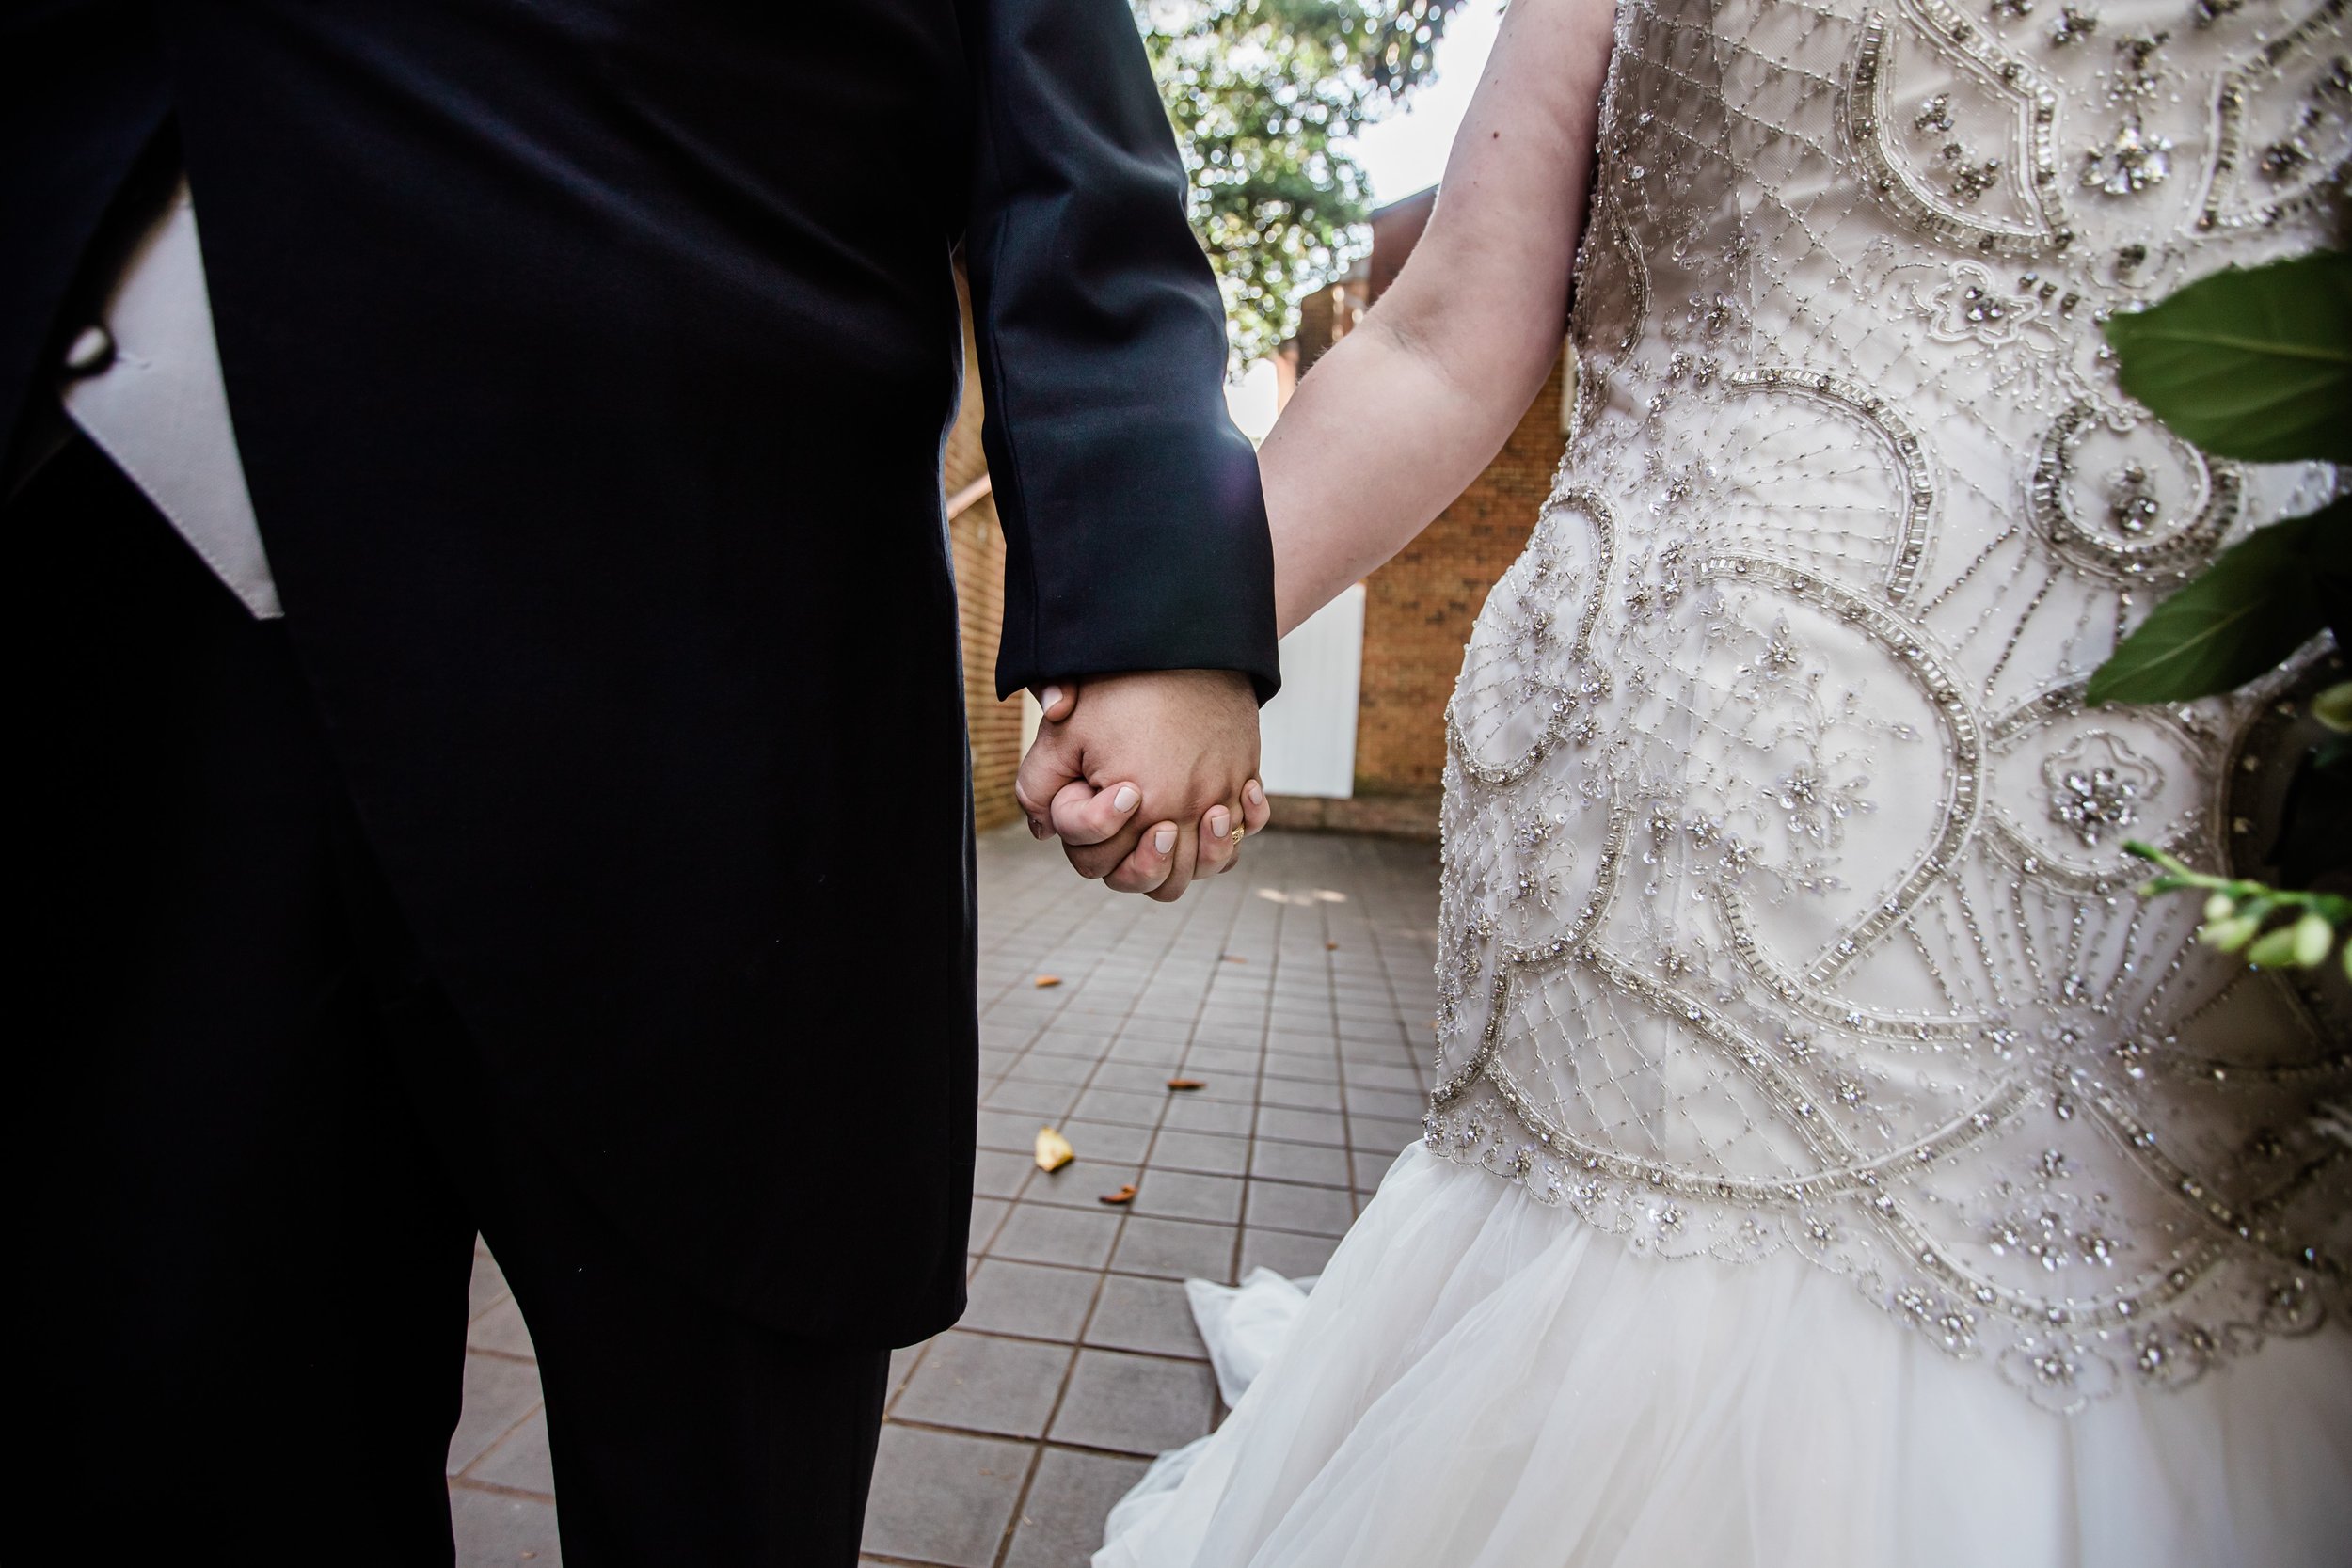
[1101,0,2352,1562]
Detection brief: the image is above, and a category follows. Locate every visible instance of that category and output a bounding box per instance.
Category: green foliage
[2103,250,2352,464]
[1139,0,1466,361]
[2098,253,2352,990]
[2083,498,2351,705]
[2090,253,2352,709]
[2128,844,2352,981]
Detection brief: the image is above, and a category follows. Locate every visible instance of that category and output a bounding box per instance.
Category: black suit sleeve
[961,0,1280,703]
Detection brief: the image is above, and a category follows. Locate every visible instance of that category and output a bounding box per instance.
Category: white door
[1257,582,1365,799]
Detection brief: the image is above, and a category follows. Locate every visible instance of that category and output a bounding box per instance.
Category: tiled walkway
[448,824,1443,1567]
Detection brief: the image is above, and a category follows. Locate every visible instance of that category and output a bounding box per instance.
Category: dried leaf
[1326,942,1339,951]
[1098,1183,1137,1206]
[1034,1126,1074,1172]
[1166,1077,1208,1092]
[1222,955,1248,964]
[1034,974,1062,988]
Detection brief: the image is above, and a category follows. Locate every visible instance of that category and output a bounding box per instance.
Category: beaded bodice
[1431,0,2351,1408]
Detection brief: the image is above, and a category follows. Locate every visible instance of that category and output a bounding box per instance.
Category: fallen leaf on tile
[1034,974,1062,988]
[1034,1126,1075,1172]
[1098,1183,1137,1206]
[1221,955,1248,964]
[1166,1077,1207,1092]
[1327,942,1339,951]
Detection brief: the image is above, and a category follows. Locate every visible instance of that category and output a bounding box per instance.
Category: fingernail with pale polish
[1113,784,1139,815]
[1041,685,1065,712]
[1153,826,1177,855]
[1246,780,1265,808]
[1207,807,1231,840]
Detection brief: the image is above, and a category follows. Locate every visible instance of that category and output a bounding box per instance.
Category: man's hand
[1015,670,1270,901]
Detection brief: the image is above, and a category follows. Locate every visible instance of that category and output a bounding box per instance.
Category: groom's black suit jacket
[5,0,1278,1346]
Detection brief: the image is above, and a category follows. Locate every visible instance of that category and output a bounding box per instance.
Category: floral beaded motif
[1430,0,2351,1412]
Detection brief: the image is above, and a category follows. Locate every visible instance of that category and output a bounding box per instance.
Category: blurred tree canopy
[1137,0,1469,362]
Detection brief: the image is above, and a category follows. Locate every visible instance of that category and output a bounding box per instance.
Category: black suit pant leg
[11,436,888,1565]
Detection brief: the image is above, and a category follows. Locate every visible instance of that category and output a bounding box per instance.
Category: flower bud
[2293,911,2334,969]
[2247,927,2303,969]
[2203,893,2237,924]
[2314,681,2352,735]
[2200,914,2261,952]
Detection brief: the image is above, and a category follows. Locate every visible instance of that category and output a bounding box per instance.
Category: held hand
[1014,671,1270,901]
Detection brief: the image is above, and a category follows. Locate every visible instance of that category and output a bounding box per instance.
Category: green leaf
[2104,251,2352,464]
[2086,499,2352,705]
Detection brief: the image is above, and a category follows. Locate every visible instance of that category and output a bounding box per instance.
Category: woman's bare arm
[1261,0,1616,635]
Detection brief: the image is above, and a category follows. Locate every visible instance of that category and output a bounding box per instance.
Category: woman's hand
[1016,676,1274,900]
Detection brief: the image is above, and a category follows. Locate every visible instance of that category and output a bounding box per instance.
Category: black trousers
[12,436,889,1566]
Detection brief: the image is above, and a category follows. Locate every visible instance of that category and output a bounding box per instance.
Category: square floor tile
[1354,1147,1415,1189]
[1129,1169,1245,1225]
[1024,1164,1142,1212]
[1349,1116,1424,1153]
[1347,1062,1426,1093]
[960,1259,1099,1342]
[466,1295,534,1359]
[891,1330,1073,1439]
[974,1148,1037,1200]
[1009,1052,1098,1085]
[1003,1448,1152,1568]
[1111,1216,1236,1283]
[1116,1015,1194,1044]
[1071,1086,1168,1127]
[862,1424,1031,1568]
[1258,1075,1343,1112]
[1048,1350,1217,1456]
[886,1339,929,1400]
[448,1352,545,1475]
[969,1196,1012,1247]
[977,1109,1048,1153]
[450,1482,562,1568]
[1182,1045,1262,1076]
[1057,1119,1155,1164]
[990,1204,1120,1269]
[466,1244,511,1323]
[1254,1106,1347,1147]
[985,1079,1083,1117]
[1084,1274,1207,1358]
[1240,1227,1340,1279]
[1161,1097,1254,1136]
[1148,1130,1251,1177]
[1032,1029,1115,1060]
[1090,1062,1185,1094]
[465,1407,555,1496]
[1344,1085,1428,1121]
[1245,1181,1355,1236]
[1104,1038,1188,1071]
[1248,1139,1351,1187]
[1025,1157,1142,1206]
[1265,1030,1338,1056]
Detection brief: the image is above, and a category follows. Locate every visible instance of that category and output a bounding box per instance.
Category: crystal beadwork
[1430,0,2351,1413]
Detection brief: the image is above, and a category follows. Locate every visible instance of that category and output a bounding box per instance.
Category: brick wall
[1352,349,1565,795]
[946,280,1028,832]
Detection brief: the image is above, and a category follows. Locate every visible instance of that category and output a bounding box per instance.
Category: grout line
[982,846,1247,1568]
[885,1417,1176,1465]
[447,1476,559,1504]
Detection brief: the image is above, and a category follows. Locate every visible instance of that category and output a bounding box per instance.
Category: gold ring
[1231,827,1246,843]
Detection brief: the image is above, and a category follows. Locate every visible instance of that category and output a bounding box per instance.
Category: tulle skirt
[1098,1146,2352,1568]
